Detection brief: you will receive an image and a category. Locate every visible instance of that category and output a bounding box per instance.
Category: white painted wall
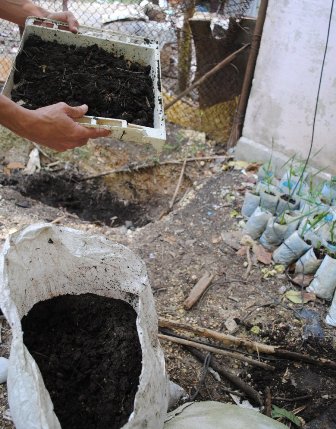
[236,0,336,175]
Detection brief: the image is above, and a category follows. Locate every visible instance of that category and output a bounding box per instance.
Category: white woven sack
[0,223,168,429]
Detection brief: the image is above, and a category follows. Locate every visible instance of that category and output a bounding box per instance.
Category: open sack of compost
[0,223,169,429]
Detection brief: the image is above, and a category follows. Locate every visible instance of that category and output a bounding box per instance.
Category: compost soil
[21,293,142,429]
[0,170,154,227]
[12,35,154,127]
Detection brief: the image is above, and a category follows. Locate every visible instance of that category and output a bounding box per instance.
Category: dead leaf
[227,160,250,170]
[253,244,273,265]
[162,235,177,245]
[230,209,240,218]
[285,290,316,304]
[245,162,261,173]
[291,274,314,288]
[6,161,25,170]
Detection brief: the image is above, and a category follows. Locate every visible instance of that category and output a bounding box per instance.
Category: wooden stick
[184,271,214,310]
[165,43,250,110]
[159,318,275,354]
[186,346,262,405]
[158,333,273,370]
[159,318,336,370]
[80,156,228,181]
[244,246,252,279]
[169,159,187,209]
[51,215,67,224]
[264,387,272,417]
[274,349,336,370]
[227,0,269,148]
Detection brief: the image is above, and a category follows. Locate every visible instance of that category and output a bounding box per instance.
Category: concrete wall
[235,0,336,175]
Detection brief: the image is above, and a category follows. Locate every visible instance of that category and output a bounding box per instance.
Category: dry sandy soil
[1,125,336,428]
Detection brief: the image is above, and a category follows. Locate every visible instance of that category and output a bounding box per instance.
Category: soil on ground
[11,35,155,127]
[1,127,336,428]
[21,293,142,429]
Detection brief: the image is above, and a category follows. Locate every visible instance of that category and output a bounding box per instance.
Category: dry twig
[186,346,262,406]
[159,318,336,369]
[244,246,252,279]
[169,159,187,209]
[165,44,250,110]
[80,156,228,181]
[183,271,214,310]
[158,333,273,370]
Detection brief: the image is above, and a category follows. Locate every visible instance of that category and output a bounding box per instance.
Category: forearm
[0,94,32,137]
[0,0,49,27]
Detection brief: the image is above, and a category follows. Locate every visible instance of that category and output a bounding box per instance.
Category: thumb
[65,104,89,119]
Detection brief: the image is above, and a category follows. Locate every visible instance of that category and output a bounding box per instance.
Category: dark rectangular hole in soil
[21,293,142,429]
[0,171,152,227]
[12,34,155,127]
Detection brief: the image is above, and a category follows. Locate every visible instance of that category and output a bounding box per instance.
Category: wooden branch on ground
[158,333,273,370]
[185,346,262,406]
[169,159,187,209]
[244,246,252,279]
[159,318,274,354]
[264,386,272,417]
[158,318,336,370]
[183,271,214,310]
[80,156,228,181]
[165,43,250,110]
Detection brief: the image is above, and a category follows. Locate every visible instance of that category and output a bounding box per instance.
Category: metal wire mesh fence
[0,0,258,143]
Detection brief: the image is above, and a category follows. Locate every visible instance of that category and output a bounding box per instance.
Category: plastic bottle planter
[259,218,288,251]
[283,211,301,240]
[272,231,312,266]
[299,199,318,214]
[276,194,300,216]
[257,164,274,182]
[326,292,336,327]
[321,179,336,204]
[307,254,336,300]
[241,191,260,218]
[294,247,323,275]
[259,189,279,215]
[244,207,272,240]
[279,171,308,196]
[298,218,325,249]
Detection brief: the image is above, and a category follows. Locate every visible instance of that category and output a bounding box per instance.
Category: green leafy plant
[271,405,302,427]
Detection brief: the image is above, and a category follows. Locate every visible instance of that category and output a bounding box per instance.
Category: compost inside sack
[11,35,155,127]
[21,293,142,429]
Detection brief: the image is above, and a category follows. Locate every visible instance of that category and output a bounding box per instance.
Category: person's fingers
[45,12,79,33]
[64,104,89,119]
[66,13,79,33]
[87,128,111,138]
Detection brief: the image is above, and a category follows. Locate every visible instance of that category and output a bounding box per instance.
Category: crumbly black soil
[12,35,154,127]
[21,293,142,429]
[0,170,152,227]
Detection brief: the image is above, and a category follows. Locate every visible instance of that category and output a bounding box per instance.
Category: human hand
[45,11,79,33]
[21,102,110,152]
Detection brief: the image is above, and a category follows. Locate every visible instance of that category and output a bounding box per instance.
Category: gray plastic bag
[164,402,287,429]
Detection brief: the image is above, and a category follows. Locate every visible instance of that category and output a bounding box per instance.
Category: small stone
[224,318,238,334]
[278,285,287,294]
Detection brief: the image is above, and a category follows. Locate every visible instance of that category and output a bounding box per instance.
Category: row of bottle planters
[241,186,336,327]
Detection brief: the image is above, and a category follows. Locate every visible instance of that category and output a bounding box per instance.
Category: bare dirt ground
[1,124,336,428]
